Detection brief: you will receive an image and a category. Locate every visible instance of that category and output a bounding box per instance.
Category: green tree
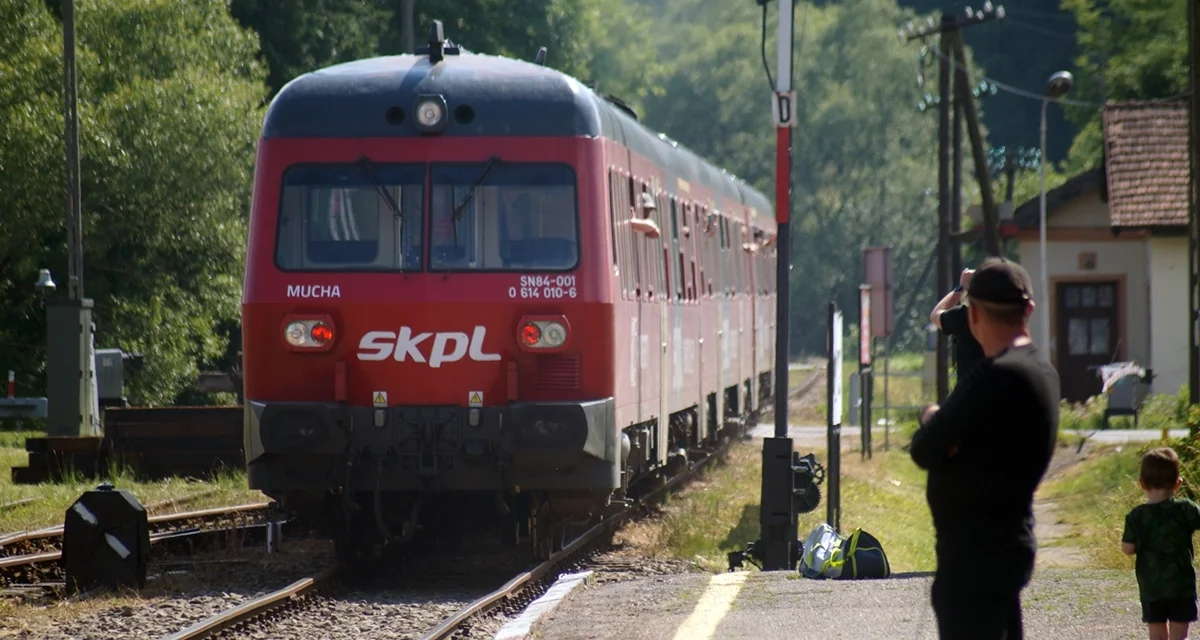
[641,0,947,353]
[0,0,268,405]
[1060,0,1188,171]
[896,0,1082,164]
[229,0,387,97]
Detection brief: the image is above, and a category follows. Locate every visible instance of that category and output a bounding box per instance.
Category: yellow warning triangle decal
[470,392,482,404]
[374,393,385,404]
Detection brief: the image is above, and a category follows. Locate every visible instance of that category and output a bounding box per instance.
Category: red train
[241,24,779,560]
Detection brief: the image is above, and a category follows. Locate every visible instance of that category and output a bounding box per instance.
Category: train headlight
[414,94,447,133]
[282,315,336,352]
[516,315,571,352]
[542,323,567,347]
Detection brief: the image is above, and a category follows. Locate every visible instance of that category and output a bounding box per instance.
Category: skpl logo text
[357,326,501,367]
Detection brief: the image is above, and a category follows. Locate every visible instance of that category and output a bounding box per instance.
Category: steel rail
[420,365,821,640]
[155,366,822,640]
[0,520,284,580]
[418,411,756,640]
[0,502,272,550]
[160,567,339,640]
[787,360,825,400]
[155,435,742,640]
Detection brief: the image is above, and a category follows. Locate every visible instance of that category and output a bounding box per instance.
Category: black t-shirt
[940,305,985,381]
[909,343,1061,587]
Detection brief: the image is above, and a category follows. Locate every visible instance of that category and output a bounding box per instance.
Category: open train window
[274,163,424,272]
[429,162,578,272]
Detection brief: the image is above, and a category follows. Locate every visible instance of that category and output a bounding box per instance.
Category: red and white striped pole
[771,0,796,439]
[761,0,798,574]
[7,371,14,398]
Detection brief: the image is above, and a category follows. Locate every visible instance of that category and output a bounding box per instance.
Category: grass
[1039,431,1200,572]
[0,427,266,534]
[616,427,937,574]
[1040,443,1143,570]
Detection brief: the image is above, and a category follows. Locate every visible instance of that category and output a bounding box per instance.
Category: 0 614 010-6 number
[507,285,577,299]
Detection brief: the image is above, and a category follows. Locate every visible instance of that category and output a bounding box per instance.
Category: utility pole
[900,3,1005,402]
[402,0,416,53]
[951,52,964,283]
[935,14,952,403]
[950,31,1003,258]
[1189,0,1200,406]
[47,0,100,438]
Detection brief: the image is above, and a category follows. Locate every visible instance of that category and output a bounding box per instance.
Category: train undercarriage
[263,376,771,565]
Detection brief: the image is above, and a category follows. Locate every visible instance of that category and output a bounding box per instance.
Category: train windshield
[430,163,578,271]
[274,163,425,271]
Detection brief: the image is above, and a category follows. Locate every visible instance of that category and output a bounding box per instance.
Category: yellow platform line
[671,571,750,640]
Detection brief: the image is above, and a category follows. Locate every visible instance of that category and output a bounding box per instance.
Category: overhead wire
[921,37,1192,108]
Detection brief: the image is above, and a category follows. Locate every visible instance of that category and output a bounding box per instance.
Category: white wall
[1148,236,1189,396]
[1017,239,1149,368]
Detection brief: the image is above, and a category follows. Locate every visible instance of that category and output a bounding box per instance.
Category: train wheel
[530,496,559,562]
[334,501,361,564]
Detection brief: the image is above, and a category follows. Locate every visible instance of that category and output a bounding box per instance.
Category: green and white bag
[798,524,891,580]
[836,528,891,579]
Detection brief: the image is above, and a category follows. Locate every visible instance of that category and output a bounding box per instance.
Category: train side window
[669,197,681,302]
[615,172,627,297]
[735,224,745,295]
[608,170,618,268]
[717,217,727,297]
[658,194,667,301]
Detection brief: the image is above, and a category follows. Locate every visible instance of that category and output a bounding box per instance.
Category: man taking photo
[930,267,986,385]
[910,258,1061,639]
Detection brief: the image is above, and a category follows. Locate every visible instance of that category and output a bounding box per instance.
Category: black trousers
[931,572,1025,640]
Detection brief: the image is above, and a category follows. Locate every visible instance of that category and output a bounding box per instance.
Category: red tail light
[282,315,336,352]
[516,315,570,352]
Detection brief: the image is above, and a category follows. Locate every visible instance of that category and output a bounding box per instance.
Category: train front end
[241,45,617,558]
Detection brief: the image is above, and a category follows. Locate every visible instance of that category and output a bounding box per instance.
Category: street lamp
[1039,70,1073,360]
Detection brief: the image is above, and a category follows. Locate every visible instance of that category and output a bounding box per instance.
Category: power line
[922,43,1101,107]
[1002,17,1077,41]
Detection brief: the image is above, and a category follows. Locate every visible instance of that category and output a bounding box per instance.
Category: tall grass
[619,436,937,574]
[0,428,265,533]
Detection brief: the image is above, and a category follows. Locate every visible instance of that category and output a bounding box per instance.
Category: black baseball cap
[967,257,1034,305]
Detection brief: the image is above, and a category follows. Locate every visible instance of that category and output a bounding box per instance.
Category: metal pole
[935,15,953,403]
[1188,0,1200,406]
[64,0,83,302]
[1039,98,1051,358]
[402,0,416,53]
[772,0,794,439]
[761,0,796,573]
[951,62,963,279]
[883,335,890,451]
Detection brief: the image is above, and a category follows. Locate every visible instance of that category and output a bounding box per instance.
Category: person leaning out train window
[630,191,660,238]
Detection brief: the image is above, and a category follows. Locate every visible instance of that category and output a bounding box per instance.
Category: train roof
[262,40,772,222]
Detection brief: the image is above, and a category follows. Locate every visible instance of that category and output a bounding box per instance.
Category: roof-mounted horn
[416,19,464,61]
[428,20,445,63]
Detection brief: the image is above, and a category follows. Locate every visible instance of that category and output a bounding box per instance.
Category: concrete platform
[525,568,1143,639]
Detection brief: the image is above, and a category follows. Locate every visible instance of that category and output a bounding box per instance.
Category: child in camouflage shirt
[1122,447,1200,640]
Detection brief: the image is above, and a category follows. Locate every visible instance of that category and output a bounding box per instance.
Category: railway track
[157,390,800,640]
[0,502,277,588]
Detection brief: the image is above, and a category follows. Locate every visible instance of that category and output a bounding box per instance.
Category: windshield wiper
[449,155,501,245]
[355,156,405,267]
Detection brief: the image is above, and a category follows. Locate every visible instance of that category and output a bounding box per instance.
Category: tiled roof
[1102,100,1190,228]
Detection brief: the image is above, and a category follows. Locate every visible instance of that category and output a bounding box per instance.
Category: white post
[1038,98,1051,360]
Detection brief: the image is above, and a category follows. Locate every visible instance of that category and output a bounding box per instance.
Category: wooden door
[1056,281,1119,402]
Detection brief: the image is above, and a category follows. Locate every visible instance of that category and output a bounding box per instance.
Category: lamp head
[1045,71,1074,100]
[34,269,56,293]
